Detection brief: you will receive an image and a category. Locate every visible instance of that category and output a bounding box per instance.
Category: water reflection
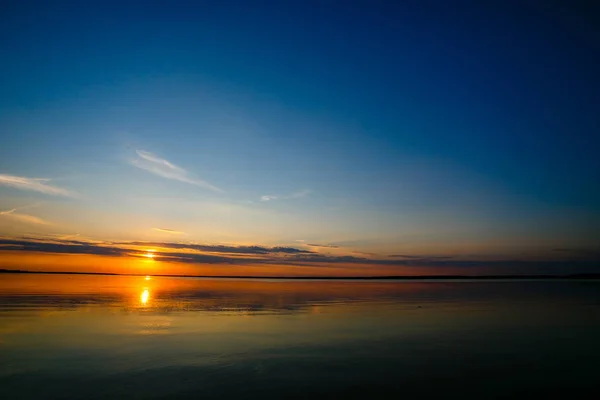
[0,274,597,315]
[0,274,598,399]
[140,288,150,305]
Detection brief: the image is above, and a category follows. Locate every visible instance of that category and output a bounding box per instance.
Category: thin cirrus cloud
[260,189,311,202]
[0,174,74,197]
[306,243,340,249]
[0,208,50,225]
[132,150,222,192]
[153,227,186,235]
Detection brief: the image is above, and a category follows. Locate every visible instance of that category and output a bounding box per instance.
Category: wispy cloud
[153,227,186,235]
[0,208,50,225]
[122,241,315,255]
[306,243,339,248]
[260,195,277,201]
[0,174,74,197]
[260,189,311,202]
[388,254,454,260]
[132,150,222,192]
[353,251,378,256]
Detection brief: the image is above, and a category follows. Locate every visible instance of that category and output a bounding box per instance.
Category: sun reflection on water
[140,289,150,305]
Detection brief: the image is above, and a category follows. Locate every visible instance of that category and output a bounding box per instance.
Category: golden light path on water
[140,288,150,305]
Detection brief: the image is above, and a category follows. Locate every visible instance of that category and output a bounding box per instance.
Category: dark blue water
[1,274,598,399]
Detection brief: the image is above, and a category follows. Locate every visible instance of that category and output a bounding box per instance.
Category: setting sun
[144,250,155,259]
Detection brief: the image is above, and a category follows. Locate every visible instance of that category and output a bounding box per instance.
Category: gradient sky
[1,1,599,276]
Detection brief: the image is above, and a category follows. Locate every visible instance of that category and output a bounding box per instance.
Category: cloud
[0,238,128,256]
[388,254,454,260]
[1,237,598,274]
[288,254,367,264]
[306,243,340,248]
[260,189,311,202]
[0,211,50,225]
[0,174,74,197]
[260,195,278,201]
[122,241,315,255]
[57,233,80,240]
[0,238,353,266]
[132,150,222,192]
[353,251,378,256]
[0,204,51,225]
[327,238,382,247]
[153,228,186,235]
[271,246,313,254]
[150,252,263,265]
[0,238,294,265]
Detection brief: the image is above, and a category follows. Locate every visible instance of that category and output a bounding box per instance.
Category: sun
[144,249,156,259]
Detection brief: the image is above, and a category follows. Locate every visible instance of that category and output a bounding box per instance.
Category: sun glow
[144,249,156,259]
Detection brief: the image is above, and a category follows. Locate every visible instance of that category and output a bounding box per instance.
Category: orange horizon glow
[0,250,478,277]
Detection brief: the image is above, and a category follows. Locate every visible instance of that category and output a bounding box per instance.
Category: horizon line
[1,269,598,281]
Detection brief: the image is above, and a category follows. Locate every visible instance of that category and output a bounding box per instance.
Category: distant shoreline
[0,269,598,280]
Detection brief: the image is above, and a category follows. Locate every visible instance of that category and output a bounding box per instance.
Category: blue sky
[0,1,598,275]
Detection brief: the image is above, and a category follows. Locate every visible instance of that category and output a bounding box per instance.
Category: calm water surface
[0,274,599,399]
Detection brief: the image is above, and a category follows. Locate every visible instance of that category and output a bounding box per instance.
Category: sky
[0,0,599,276]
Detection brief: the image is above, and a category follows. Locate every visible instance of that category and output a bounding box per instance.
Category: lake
[1,274,598,399]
